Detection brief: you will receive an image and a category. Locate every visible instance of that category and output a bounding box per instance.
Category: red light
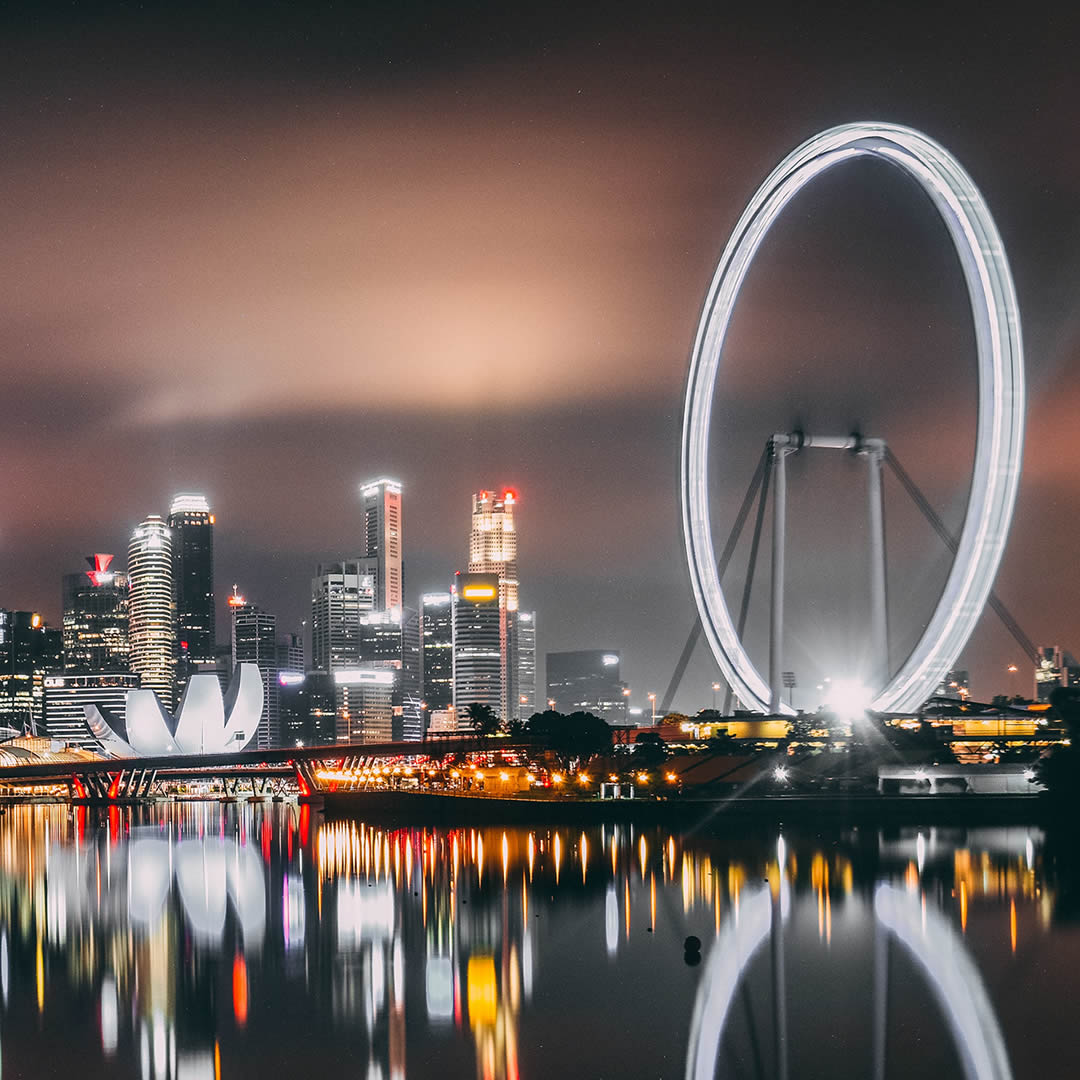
[232,954,248,1026]
[180,641,189,650]
[72,776,88,800]
[107,773,122,800]
[503,489,517,502]
[295,768,311,798]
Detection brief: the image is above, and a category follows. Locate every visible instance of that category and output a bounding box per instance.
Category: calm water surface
[0,803,1075,1079]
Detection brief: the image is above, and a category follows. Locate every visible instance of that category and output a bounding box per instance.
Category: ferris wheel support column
[863,438,889,693]
[769,436,793,713]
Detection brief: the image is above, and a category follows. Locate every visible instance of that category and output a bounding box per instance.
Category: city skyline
[1,5,1079,711]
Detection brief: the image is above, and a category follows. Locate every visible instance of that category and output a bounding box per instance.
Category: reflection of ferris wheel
[685,870,1014,1079]
[673,123,1029,715]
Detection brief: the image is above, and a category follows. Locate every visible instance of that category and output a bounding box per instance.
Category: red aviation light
[503,489,517,503]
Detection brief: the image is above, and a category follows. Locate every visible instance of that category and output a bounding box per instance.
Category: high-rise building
[277,632,304,676]
[310,562,375,673]
[517,610,536,716]
[1035,645,1080,703]
[452,573,503,719]
[421,592,454,711]
[232,600,278,749]
[360,608,422,740]
[128,516,175,707]
[279,671,337,746]
[360,478,403,612]
[43,672,140,749]
[468,489,519,720]
[333,667,397,743]
[62,555,129,673]
[546,650,627,724]
[0,611,63,735]
[168,494,216,692]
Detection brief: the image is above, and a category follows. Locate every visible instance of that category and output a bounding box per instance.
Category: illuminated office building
[1035,645,1080,703]
[279,671,336,746]
[517,610,536,716]
[333,666,397,743]
[231,600,279,749]
[421,592,454,711]
[311,562,375,672]
[0,611,63,734]
[452,573,503,717]
[168,494,216,693]
[546,649,627,724]
[468,489,520,720]
[360,478,403,612]
[360,607,422,740]
[127,516,175,707]
[43,672,140,749]
[62,554,129,673]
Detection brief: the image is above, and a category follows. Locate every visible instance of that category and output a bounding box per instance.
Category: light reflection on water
[0,804,1072,1079]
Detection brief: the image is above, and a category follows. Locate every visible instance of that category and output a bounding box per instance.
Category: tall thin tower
[359,478,403,612]
[168,494,216,693]
[127,516,175,706]
[467,489,519,721]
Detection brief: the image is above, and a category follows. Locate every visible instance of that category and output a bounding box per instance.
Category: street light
[547,698,556,711]
[648,692,657,725]
[712,682,721,710]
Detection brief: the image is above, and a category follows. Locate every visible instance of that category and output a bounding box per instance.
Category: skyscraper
[360,478,403,612]
[360,607,422,740]
[517,610,536,716]
[421,592,454,711]
[546,649,628,724]
[310,562,375,672]
[232,600,278,749]
[62,554,129,673]
[452,572,503,719]
[43,672,139,749]
[168,494,216,692]
[468,489,519,720]
[128,516,175,707]
[0,611,63,734]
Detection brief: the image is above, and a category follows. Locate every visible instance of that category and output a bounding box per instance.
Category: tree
[466,703,501,737]
[525,710,612,769]
[633,731,668,768]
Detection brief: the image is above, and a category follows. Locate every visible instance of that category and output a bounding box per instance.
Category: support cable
[659,445,770,716]
[884,449,1038,666]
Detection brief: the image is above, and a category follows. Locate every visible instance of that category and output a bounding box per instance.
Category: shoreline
[318,790,1047,827]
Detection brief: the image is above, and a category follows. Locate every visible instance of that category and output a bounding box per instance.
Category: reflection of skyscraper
[517,611,536,716]
[453,573,503,717]
[468,490,519,720]
[168,494,216,692]
[421,593,453,711]
[232,600,278,748]
[310,562,374,673]
[360,478,403,612]
[128,516,175,707]
[62,554,129,673]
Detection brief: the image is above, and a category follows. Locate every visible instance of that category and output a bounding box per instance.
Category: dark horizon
[2,2,1079,710]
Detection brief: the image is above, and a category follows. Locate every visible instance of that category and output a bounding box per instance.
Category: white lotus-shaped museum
[84,663,264,757]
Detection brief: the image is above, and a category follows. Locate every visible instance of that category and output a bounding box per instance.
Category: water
[0,803,1073,1079]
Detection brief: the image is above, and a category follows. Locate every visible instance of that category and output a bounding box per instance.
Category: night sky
[1,2,1078,711]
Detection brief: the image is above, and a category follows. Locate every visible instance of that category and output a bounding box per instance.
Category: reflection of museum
[0,805,1051,1079]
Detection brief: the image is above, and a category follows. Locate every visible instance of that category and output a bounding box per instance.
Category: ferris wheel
[676,123,1027,716]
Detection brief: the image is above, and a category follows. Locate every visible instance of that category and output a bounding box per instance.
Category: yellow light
[499,771,510,781]
[526,773,535,783]
[608,774,618,782]
[463,585,497,601]
[450,770,460,778]
[638,773,649,784]
[578,774,590,785]
[475,771,484,780]
[552,774,563,785]
[666,772,677,782]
